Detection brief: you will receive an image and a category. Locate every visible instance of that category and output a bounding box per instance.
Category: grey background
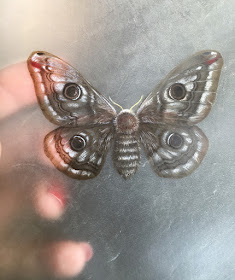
[1,0,235,279]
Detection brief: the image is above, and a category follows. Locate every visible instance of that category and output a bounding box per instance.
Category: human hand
[0,62,93,279]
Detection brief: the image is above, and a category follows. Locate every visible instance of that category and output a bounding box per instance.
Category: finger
[0,62,36,119]
[34,181,67,220]
[42,241,93,278]
[0,62,56,169]
[0,240,93,279]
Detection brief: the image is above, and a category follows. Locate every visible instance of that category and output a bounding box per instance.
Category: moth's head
[115,109,139,134]
[110,96,144,134]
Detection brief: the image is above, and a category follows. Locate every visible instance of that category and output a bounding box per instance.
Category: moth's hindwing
[140,125,208,178]
[44,126,113,179]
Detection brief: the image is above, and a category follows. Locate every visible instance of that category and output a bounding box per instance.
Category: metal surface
[1,1,235,279]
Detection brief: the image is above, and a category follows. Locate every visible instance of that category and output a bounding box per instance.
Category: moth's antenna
[130,95,143,111]
[109,97,124,110]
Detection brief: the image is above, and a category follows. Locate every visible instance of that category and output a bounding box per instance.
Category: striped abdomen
[113,134,140,179]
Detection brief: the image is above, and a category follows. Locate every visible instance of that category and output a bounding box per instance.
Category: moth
[28,50,223,180]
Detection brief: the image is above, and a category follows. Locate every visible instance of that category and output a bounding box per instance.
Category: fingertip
[43,241,93,278]
[78,242,94,262]
[34,182,66,220]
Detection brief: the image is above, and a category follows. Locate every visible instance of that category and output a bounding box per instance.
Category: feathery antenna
[109,97,124,110]
[130,96,143,111]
